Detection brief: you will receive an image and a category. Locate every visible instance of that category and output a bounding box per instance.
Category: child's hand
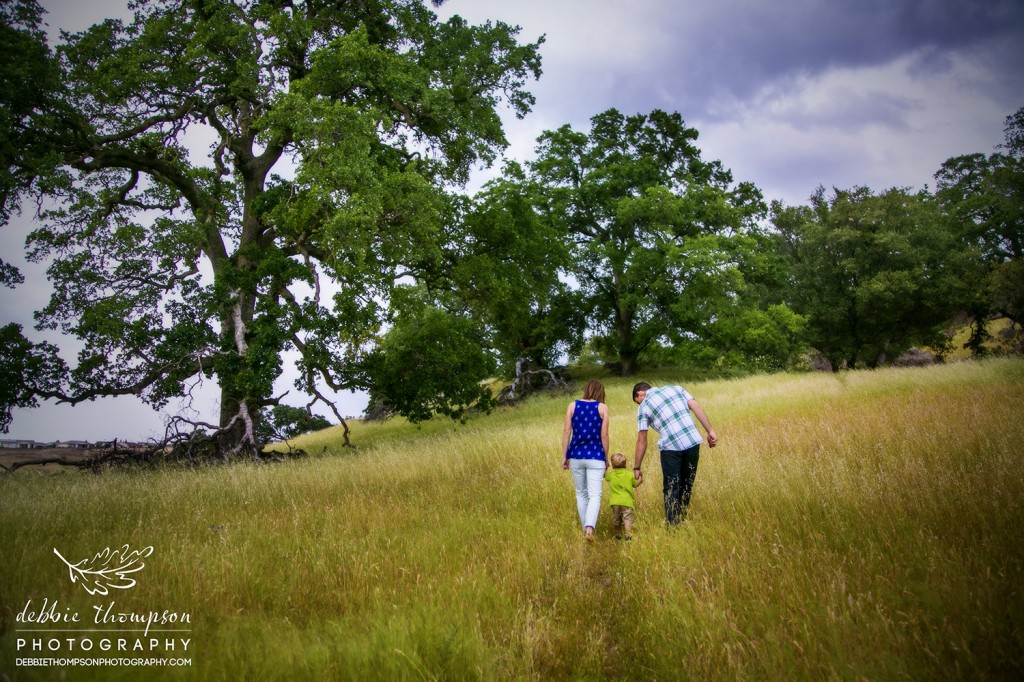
[561,457,569,470]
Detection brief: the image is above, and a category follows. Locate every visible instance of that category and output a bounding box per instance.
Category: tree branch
[36,369,167,405]
[116,261,199,291]
[95,99,199,145]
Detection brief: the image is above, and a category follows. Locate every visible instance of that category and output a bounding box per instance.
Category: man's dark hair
[632,382,651,402]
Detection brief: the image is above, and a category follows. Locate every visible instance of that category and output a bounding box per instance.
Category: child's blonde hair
[611,452,627,468]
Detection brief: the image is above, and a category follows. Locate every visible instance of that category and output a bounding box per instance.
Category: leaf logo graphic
[53,545,154,595]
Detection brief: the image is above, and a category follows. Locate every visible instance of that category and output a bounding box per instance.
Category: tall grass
[1,359,1022,680]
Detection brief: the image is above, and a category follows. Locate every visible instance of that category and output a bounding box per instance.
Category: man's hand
[688,399,717,448]
[634,429,648,483]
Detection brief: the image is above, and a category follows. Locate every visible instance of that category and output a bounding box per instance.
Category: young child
[605,452,641,540]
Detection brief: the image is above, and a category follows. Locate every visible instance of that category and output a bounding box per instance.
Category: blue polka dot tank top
[567,400,604,460]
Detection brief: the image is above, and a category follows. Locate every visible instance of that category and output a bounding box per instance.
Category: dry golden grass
[1,359,1022,680]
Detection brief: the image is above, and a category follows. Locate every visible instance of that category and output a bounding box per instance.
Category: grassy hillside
[2,360,1023,680]
[941,316,1018,360]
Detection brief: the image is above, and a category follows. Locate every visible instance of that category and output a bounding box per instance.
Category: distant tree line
[1,0,1021,453]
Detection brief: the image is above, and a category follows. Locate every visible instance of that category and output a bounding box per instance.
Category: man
[632,382,717,525]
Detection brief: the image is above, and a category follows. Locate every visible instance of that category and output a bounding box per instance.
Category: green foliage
[774,186,977,369]
[0,0,61,290]
[528,108,767,374]
[367,294,496,423]
[936,151,1023,263]
[265,405,331,440]
[0,323,65,432]
[989,258,1024,325]
[709,304,809,372]
[935,105,1024,348]
[0,0,57,221]
[936,107,1024,264]
[3,0,542,447]
[430,163,583,374]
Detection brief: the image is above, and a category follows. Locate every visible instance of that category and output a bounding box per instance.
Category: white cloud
[694,47,1012,206]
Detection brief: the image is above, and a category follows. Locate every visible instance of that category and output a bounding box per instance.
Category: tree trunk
[613,267,639,376]
[619,352,637,376]
[872,339,891,368]
[213,288,263,459]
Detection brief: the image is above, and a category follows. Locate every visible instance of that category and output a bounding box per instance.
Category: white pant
[569,458,605,530]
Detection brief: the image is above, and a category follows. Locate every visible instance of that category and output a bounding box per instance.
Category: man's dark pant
[660,445,700,525]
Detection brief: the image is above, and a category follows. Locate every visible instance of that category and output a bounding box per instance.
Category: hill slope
[2,360,1023,680]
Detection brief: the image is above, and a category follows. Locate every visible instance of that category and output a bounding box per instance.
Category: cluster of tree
[440,105,1022,377]
[360,104,1024,407]
[769,109,1024,371]
[2,0,1020,454]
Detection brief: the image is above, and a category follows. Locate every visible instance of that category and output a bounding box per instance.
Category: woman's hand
[562,457,569,470]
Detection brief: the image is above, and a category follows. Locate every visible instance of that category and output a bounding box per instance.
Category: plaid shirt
[637,386,703,451]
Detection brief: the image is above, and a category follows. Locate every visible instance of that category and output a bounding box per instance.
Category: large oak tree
[2,0,542,453]
[529,108,766,375]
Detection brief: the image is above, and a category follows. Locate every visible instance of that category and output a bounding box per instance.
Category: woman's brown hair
[581,379,605,403]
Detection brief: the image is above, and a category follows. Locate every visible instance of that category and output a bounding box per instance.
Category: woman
[562,379,610,541]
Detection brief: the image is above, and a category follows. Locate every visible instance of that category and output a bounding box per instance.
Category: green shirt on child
[605,468,639,508]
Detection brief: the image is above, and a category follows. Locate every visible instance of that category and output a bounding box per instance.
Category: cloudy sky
[3,0,1022,442]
